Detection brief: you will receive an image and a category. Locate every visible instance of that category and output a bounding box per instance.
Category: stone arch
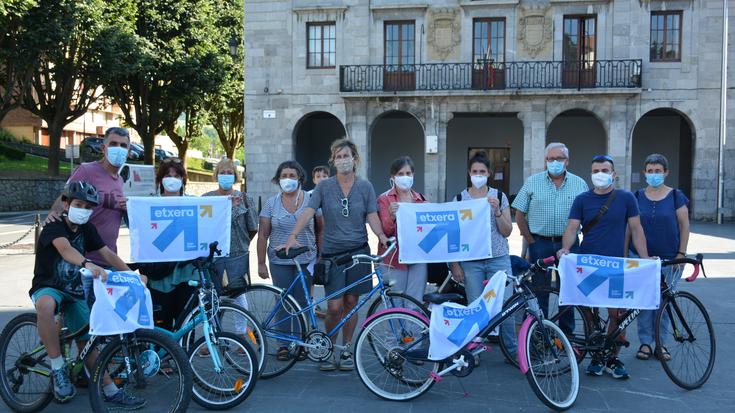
[368,110,426,194]
[547,109,608,183]
[292,111,347,189]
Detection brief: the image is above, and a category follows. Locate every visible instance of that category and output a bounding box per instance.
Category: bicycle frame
[262,260,390,345]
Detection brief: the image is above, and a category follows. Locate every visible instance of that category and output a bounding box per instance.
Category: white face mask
[67,206,93,225]
[162,176,183,193]
[334,157,353,173]
[394,175,413,191]
[591,172,613,189]
[470,174,488,189]
[279,178,299,193]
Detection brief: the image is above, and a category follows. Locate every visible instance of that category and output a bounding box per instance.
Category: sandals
[655,346,672,361]
[276,347,291,361]
[636,344,653,360]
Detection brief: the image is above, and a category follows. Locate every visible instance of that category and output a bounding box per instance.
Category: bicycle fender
[517,315,536,374]
[361,308,429,329]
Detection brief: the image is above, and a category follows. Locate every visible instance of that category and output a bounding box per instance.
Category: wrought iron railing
[339,59,642,92]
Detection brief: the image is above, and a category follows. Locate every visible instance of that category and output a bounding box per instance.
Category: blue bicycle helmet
[62,181,99,206]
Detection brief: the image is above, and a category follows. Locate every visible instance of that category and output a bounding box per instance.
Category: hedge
[0,143,26,160]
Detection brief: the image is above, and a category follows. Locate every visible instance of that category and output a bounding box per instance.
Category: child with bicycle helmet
[30,181,143,408]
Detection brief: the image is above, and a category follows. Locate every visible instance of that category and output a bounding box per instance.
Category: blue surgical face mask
[106,146,128,167]
[218,174,235,190]
[546,160,566,176]
[645,173,665,188]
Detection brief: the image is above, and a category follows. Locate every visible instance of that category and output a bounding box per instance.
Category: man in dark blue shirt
[558,155,649,380]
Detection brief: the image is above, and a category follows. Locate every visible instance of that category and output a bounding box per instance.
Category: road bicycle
[240,238,429,378]
[552,253,715,389]
[147,242,261,410]
[354,256,580,411]
[0,286,192,412]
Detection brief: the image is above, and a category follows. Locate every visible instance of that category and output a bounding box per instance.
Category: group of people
[29,126,690,406]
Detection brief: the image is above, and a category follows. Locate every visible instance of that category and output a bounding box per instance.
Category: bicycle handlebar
[343,237,397,270]
[662,253,705,282]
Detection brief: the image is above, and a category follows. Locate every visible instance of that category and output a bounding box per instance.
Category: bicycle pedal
[429,371,443,383]
[466,342,491,352]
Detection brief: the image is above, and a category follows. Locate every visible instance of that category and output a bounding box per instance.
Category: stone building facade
[245,0,734,220]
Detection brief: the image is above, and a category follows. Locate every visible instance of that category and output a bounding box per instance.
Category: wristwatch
[81,259,92,269]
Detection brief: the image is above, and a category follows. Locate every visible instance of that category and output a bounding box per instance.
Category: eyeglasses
[340,197,349,217]
[592,155,613,163]
[546,156,568,162]
[161,158,182,164]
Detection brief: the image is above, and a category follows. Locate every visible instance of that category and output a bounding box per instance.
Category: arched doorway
[631,108,694,199]
[369,111,425,195]
[446,113,524,201]
[293,112,346,189]
[547,109,607,184]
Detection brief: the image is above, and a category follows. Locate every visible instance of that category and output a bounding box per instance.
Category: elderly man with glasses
[512,142,588,335]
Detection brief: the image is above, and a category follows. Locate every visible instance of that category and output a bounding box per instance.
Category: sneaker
[104,389,147,410]
[319,355,338,371]
[51,367,75,403]
[605,357,630,380]
[339,344,354,371]
[586,359,604,376]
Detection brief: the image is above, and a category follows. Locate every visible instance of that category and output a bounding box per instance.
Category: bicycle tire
[500,287,590,368]
[89,329,193,413]
[656,291,716,390]
[354,310,439,401]
[188,331,258,410]
[237,284,307,379]
[0,313,53,413]
[366,291,429,318]
[179,302,267,374]
[523,319,579,411]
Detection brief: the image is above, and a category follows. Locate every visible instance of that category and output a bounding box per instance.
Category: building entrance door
[467,147,510,198]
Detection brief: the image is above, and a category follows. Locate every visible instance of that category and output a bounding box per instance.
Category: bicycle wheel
[89,329,193,413]
[237,284,307,378]
[188,332,258,410]
[366,291,429,318]
[523,319,579,411]
[180,302,267,374]
[0,313,53,413]
[655,291,715,390]
[354,311,439,401]
[500,287,589,367]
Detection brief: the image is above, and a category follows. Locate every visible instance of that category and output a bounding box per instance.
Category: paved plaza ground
[1,212,733,412]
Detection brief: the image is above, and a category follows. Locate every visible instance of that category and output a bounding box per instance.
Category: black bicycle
[551,254,715,390]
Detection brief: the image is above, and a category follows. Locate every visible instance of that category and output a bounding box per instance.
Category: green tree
[203,0,244,161]
[164,106,205,166]
[98,0,226,164]
[0,0,37,123]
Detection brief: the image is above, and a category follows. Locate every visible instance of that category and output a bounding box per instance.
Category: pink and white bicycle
[353,257,579,411]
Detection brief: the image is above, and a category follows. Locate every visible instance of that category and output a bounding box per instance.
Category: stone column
[345,100,369,177]
[608,104,629,189]
[519,106,547,178]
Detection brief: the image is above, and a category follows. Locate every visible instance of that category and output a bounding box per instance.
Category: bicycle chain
[0,221,39,249]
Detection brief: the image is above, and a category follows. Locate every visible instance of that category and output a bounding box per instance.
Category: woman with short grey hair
[627,153,690,362]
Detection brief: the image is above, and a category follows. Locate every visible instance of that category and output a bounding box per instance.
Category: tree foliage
[98,0,227,165]
[0,0,37,123]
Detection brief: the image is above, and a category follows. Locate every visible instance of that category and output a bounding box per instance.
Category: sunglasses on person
[592,155,613,163]
[340,197,349,218]
[161,158,183,164]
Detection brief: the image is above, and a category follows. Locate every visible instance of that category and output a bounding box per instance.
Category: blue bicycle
[240,238,428,378]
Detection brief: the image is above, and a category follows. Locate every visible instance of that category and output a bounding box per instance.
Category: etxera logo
[150,206,198,252]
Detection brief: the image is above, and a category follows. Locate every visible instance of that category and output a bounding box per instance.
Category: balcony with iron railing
[339,59,642,93]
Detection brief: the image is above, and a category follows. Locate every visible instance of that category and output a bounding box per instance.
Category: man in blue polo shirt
[558,155,649,380]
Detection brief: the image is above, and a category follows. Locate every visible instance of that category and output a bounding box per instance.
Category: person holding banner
[283,139,389,372]
[377,156,428,304]
[203,158,257,293]
[558,155,649,379]
[627,154,689,362]
[512,142,588,335]
[449,151,516,364]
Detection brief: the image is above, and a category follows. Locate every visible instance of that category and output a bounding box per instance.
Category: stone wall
[0,177,67,212]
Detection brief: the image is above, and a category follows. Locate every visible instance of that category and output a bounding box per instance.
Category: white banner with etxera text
[127,196,231,262]
[396,199,491,264]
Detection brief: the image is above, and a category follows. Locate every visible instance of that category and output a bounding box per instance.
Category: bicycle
[0,287,193,412]
[354,257,580,411]
[148,242,262,410]
[554,253,715,389]
[241,238,428,378]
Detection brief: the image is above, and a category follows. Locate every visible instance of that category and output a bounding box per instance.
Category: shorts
[31,287,90,340]
[212,253,250,293]
[324,246,373,299]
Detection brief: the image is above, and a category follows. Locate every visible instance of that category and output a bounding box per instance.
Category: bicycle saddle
[423,292,464,305]
[276,246,310,259]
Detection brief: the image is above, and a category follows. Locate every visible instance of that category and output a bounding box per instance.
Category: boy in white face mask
[557,155,650,380]
[31,181,142,407]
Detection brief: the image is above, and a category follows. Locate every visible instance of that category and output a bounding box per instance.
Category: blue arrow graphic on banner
[416,211,460,254]
[576,256,625,299]
[150,206,199,252]
[107,275,151,325]
[445,301,490,347]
